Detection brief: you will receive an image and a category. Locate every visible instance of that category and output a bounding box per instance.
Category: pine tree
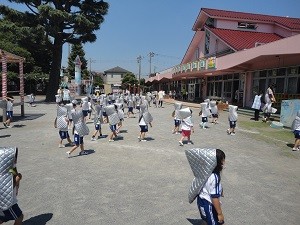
[0,0,109,101]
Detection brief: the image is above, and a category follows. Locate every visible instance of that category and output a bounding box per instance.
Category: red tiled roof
[207,27,283,51]
[202,8,300,30]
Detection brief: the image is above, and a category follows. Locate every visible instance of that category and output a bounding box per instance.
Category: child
[91,103,103,141]
[138,104,153,142]
[251,91,263,121]
[197,149,226,225]
[210,101,219,124]
[127,98,135,118]
[172,102,182,134]
[3,96,14,128]
[179,109,194,146]
[292,110,300,151]
[0,147,24,225]
[55,106,74,148]
[105,104,120,142]
[66,111,89,157]
[227,105,238,135]
[199,101,211,129]
[27,93,36,107]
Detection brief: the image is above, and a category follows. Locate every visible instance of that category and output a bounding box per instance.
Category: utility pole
[149,52,155,77]
[137,55,142,84]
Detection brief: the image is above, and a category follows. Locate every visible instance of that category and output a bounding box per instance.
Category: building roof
[104,66,131,74]
[207,27,283,51]
[200,8,300,30]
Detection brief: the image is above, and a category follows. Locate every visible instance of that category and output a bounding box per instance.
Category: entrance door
[188,84,195,102]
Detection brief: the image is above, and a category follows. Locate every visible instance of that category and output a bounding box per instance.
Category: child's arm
[54,118,57,128]
[149,122,152,127]
[198,110,202,116]
[211,197,224,224]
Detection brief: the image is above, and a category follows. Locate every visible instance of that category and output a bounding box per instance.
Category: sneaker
[66,151,71,158]
[175,132,179,135]
[231,132,236,136]
[59,144,65,148]
[79,151,88,156]
[292,147,300,151]
[179,141,184,146]
[141,139,147,142]
[188,141,194,145]
[91,137,96,141]
[108,139,115,142]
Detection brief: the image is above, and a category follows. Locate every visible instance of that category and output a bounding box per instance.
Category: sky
[3,0,300,78]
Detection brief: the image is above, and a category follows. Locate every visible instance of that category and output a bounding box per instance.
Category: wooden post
[19,59,25,116]
[1,51,7,122]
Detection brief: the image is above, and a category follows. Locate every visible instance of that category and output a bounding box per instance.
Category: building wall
[104,72,124,85]
[215,19,294,37]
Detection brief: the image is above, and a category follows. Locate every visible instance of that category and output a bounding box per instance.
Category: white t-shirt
[199,173,222,203]
[181,116,193,130]
[139,116,146,126]
[7,101,13,111]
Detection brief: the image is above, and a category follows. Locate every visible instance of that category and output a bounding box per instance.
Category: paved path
[1,96,300,225]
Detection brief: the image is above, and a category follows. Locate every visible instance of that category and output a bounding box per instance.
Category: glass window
[278,68,286,77]
[259,79,266,93]
[287,77,298,94]
[234,73,239,79]
[276,78,285,93]
[288,67,297,75]
[259,70,267,77]
[253,71,259,78]
[224,81,232,92]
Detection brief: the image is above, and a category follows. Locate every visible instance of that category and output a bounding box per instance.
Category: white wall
[105,73,124,85]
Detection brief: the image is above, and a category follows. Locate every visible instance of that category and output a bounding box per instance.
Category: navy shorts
[229,120,237,128]
[6,111,13,119]
[294,130,300,139]
[74,134,84,146]
[140,125,148,132]
[136,106,140,110]
[103,111,107,117]
[197,197,222,225]
[174,119,181,126]
[0,203,23,222]
[59,130,70,140]
[212,114,218,118]
[82,110,89,117]
[95,124,101,131]
[110,124,117,132]
[202,117,208,123]
[128,107,133,112]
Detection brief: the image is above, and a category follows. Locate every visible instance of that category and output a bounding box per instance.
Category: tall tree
[0,0,109,101]
[67,43,89,80]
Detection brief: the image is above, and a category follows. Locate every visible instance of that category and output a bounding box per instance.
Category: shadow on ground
[23,213,53,225]
[0,114,45,122]
[187,218,205,225]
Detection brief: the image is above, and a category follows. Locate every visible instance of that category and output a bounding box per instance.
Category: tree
[67,43,89,80]
[121,73,138,87]
[0,0,109,101]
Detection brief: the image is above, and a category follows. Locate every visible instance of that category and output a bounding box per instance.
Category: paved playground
[1,96,300,225]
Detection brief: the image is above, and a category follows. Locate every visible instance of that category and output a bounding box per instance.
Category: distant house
[103,66,133,93]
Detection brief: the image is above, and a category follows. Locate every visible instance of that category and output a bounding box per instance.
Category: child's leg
[67,136,73,144]
[14,213,23,225]
[293,138,300,149]
[69,145,78,154]
[141,132,145,139]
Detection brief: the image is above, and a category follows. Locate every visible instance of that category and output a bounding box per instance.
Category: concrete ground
[1,96,300,225]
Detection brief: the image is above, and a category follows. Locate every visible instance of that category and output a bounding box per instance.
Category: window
[111,74,113,78]
[205,17,215,27]
[238,22,257,30]
[205,30,210,55]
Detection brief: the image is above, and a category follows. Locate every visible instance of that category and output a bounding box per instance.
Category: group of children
[54,92,155,157]
[172,99,238,146]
